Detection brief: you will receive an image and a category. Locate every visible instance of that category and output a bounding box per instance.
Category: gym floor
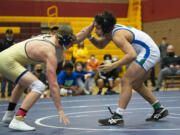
[1,91,180,135]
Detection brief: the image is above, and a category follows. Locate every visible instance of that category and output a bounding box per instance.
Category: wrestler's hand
[99,63,114,73]
[58,110,71,125]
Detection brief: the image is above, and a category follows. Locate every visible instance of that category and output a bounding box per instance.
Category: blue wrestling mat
[1,91,180,135]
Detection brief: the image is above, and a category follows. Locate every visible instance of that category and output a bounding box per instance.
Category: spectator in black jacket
[0,29,16,51]
[159,37,169,69]
[0,42,2,51]
[0,29,16,98]
[97,54,120,94]
[154,45,180,91]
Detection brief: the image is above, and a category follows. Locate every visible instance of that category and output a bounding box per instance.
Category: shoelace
[108,107,114,115]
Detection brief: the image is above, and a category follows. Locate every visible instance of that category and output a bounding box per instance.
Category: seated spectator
[72,41,88,64]
[33,64,47,86]
[57,61,83,96]
[87,54,100,73]
[97,54,120,95]
[154,45,180,91]
[74,61,95,95]
[25,63,48,94]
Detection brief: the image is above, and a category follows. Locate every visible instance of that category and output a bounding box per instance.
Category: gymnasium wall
[143,18,180,55]
[0,0,128,18]
[0,0,180,21]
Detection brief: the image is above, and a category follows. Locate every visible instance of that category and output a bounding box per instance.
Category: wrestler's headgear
[57,24,76,48]
[94,10,116,34]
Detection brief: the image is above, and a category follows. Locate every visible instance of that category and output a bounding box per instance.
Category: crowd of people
[57,54,122,96]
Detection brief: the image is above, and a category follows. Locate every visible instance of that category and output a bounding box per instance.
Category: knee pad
[30,80,46,94]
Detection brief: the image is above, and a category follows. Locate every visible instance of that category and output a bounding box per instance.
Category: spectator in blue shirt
[57,61,83,96]
[74,61,95,95]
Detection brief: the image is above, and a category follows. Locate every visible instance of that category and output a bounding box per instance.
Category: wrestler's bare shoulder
[26,40,56,62]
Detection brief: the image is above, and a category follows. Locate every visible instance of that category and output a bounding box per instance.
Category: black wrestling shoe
[146,107,169,121]
[98,107,124,126]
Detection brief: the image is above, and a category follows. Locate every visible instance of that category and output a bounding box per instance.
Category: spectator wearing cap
[0,29,16,52]
[0,29,16,98]
[50,26,59,35]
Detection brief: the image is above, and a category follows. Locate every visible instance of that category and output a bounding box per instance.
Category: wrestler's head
[94,10,116,36]
[57,24,76,50]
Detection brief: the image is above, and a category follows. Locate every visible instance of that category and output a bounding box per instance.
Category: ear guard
[101,18,113,34]
[58,35,72,46]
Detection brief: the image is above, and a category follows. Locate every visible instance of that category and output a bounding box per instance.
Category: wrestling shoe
[2,110,15,124]
[9,116,36,131]
[98,107,124,126]
[146,107,169,121]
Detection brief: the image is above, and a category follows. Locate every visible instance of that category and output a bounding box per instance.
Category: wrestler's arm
[45,50,70,124]
[111,31,137,69]
[88,36,111,49]
[45,52,63,112]
[74,22,95,43]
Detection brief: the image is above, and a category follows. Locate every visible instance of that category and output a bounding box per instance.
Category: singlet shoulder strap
[112,24,135,43]
[25,34,56,47]
[42,35,56,46]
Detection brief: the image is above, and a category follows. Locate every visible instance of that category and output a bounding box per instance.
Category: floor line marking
[35,109,180,132]
[1,96,180,106]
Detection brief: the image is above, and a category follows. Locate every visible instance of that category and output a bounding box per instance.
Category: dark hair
[75,61,84,71]
[51,26,58,31]
[6,29,13,34]
[162,37,167,40]
[64,61,73,70]
[94,10,116,34]
[104,54,112,60]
